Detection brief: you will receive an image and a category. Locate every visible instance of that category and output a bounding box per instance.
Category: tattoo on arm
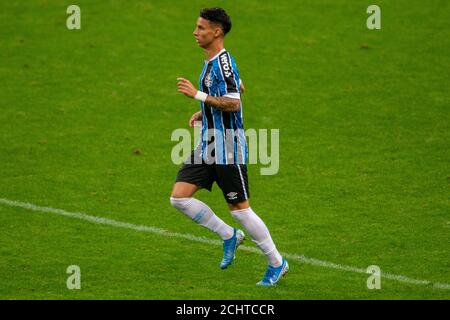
[205,96,240,112]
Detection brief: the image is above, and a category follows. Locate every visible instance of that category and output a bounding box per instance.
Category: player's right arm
[189,111,202,127]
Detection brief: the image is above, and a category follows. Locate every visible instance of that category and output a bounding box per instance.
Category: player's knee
[170,197,192,211]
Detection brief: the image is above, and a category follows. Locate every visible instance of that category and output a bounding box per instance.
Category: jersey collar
[207,48,226,62]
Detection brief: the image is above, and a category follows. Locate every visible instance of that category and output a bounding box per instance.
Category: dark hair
[200,7,232,35]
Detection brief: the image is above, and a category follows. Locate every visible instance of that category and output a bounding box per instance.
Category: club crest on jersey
[205,72,213,87]
[220,54,232,78]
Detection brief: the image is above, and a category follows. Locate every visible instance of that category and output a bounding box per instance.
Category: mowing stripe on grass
[1,197,449,290]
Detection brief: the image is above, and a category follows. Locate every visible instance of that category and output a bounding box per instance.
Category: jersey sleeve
[216,51,240,99]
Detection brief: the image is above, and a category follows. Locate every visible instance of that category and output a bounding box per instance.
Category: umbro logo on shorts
[227,192,238,200]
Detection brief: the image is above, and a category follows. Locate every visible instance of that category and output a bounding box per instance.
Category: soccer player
[171,7,288,286]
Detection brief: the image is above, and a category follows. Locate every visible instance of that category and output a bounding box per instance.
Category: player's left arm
[177,77,240,112]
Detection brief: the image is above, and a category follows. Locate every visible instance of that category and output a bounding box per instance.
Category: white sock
[231,207,283,267]
[170,197,234,240]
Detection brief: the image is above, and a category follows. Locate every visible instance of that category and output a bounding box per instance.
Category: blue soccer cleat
[220,229,245,269]
[256,258,289,286]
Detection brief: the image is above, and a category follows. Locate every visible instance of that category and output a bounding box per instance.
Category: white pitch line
[0,197,449,290]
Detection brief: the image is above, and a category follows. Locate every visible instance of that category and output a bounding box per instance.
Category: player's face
[193,17,219,48]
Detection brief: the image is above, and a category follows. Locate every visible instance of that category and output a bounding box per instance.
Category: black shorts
[175,151,250,204]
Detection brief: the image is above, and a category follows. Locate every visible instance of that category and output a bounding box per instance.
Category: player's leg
[229,200,288,286]
[217,164,288,285]
[228,199,283,267]
[170,161,234,241]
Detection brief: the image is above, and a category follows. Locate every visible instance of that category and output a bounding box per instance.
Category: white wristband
[194,91,208,102]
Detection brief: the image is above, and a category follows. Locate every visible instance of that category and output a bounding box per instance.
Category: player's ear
[214,27,223,38]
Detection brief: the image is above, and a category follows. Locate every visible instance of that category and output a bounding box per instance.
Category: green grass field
[0,0,449,299]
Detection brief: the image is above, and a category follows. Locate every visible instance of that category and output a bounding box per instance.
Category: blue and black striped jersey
[198,49,247,165]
